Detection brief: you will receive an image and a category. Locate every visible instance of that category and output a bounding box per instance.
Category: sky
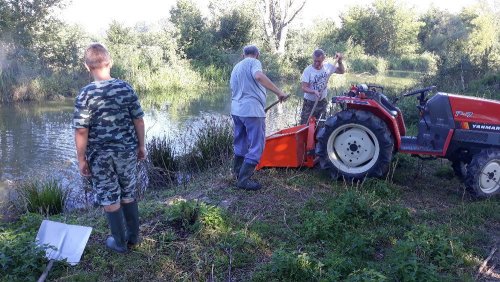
[57,0,494,35]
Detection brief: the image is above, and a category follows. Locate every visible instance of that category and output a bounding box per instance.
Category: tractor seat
[378,94,399,117]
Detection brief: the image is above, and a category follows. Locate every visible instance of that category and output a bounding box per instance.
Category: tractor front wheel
[316,110,394,181]
[465,149,500,198]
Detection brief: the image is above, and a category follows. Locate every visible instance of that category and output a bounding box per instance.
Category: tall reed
[16,179,68,216]
[183,116,233,172]
[146,136,179,188]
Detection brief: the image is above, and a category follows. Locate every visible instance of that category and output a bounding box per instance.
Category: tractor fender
[343,103,402,150]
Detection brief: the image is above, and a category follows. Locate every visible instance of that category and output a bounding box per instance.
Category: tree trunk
[261,0,307,55]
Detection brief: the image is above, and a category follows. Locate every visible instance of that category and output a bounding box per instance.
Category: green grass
[0,213,48,281]
[1,153,498,281]
[15,179,68,216]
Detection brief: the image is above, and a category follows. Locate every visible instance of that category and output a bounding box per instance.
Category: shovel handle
[306,96,321,123]
[38,259,54,282]
[265,95,290,113]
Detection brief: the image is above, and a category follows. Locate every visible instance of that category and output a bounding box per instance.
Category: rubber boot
[105,208,128,253]
[233,156,245,179]
[237,163,262,190]
[122,201,140,246]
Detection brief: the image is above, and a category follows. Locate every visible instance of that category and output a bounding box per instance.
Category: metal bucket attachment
[257,118,316,170]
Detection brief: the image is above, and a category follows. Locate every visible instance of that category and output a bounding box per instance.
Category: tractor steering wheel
[403,86,436,106]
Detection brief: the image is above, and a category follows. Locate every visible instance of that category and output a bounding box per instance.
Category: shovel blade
[35,220,92,266]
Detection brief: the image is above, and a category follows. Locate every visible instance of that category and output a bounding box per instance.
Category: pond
[0,72,420,208]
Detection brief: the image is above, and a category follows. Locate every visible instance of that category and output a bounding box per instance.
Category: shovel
[265,94,290,113]
[35,220,92,282]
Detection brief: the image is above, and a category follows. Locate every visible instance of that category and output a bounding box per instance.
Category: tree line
[0,0,498,103]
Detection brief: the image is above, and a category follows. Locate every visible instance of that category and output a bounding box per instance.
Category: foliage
[418,3,500,91]
[253,251,323,281]
[166,199,226,234]
[339,0,423,57]
[0,0,66,62]
[388,52,438,73]
[166,199,202,232]
[214,9,254,52]
[300,189,411,243]
[1,158,496,281]
[259,0,307,54]
[170,0,208,60]
[0,213,46,281]
[184,116,233,171]
[348,53,388,74]
[147,136,178,172]
[281,19,343,77]
[103,22,207,98]
[106,20,139,46]
[468,73,500,99]
[259,51,298,80]
[15,179,68,216]
[0,1,88,102]
[386,225,467,280]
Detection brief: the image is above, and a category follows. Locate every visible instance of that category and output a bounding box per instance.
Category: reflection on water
[0,73,418,205]
[0,92,269,203]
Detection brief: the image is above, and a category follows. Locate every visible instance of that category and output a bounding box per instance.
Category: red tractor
[258,85,500,198]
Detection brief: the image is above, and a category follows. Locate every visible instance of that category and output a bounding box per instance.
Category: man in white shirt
[299,49,345,124]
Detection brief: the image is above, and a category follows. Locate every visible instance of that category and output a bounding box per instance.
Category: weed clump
[184,116,233,172]
[144,117,233,189]
[0,213,47,280]
[146,135,179,188]
[166,200,202,233]
[15,179,68,216]
[165,199,226,235]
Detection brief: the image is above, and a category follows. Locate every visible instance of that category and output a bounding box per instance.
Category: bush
[166,200,226,234]
[468,72,500,99]
[16,179,68,216]
[387,225,467,280]
[166,200,202,233]
[0,213,47,281]
[184,116,233,171]
[259,52,299,81]
[348,54,388,74]
[146,136,179,188]
[388,52,438,74]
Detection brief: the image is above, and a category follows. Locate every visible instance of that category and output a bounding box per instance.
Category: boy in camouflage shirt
[74,43,146,253]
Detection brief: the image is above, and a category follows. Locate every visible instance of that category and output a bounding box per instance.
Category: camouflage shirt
[73,78,144,152]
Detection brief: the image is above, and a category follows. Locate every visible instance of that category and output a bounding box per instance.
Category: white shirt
[301,63,337,101]
[230,58,266,117]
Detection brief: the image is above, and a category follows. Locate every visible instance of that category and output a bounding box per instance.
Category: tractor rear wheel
[316,110,394,181]
[465,149,500,198]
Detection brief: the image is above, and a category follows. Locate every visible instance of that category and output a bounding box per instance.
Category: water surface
[0,72,418,206]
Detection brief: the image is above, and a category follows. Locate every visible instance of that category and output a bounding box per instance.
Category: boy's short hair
[84,43,111,70]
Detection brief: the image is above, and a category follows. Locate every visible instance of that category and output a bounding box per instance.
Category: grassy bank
[1,154,499,281]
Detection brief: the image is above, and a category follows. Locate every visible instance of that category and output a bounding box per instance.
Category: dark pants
[300,98,328,124]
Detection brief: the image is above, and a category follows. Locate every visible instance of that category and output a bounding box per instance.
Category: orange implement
[256,117,316,170]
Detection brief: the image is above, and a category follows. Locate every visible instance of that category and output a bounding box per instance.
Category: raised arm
[334,53,345,74]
